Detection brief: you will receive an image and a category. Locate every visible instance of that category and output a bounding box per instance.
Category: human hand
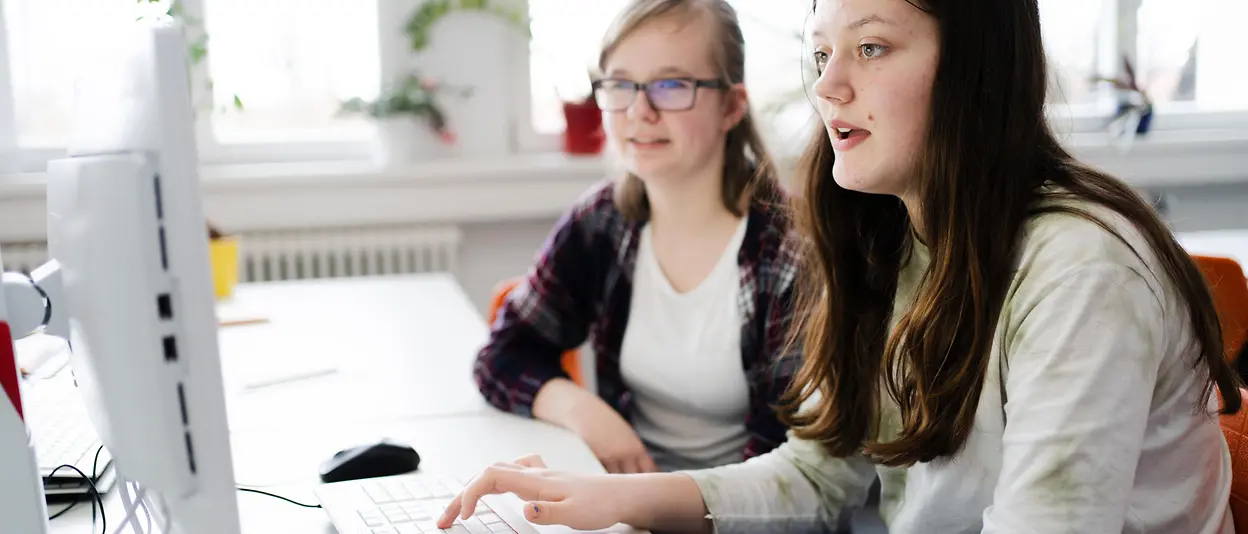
[571,403,658,474]
[437,454,629,531]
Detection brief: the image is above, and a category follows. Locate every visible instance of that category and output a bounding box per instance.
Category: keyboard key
[363,517,386,528]
[372,528,398,534]
[415,521,439,532]
[394,526,422,534]
[478,513,500,524]
[487,523,515,534]
[444,525,472,534]
[460,517,492,534]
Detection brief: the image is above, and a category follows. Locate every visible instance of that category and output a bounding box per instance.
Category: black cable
[23,272,52,330]
[46,464,105,534]
[91,444,105,479]
[236,487,322,508]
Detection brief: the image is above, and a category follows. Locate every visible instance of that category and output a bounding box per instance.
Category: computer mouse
[319,439,421,483]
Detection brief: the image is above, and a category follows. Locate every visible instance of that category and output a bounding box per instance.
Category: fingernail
[532,504,541,516]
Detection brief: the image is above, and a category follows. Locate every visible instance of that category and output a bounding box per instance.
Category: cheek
[873,73,933,151]
[667,110,722,148]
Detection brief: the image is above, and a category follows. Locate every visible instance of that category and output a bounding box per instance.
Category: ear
[720,83,749,133]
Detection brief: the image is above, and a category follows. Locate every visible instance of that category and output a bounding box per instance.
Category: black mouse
[319,439,421,483]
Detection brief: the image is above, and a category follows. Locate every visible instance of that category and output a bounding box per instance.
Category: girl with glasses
[474,0,805,480]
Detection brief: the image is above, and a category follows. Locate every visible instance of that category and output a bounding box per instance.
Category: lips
[828,119,871,151]
[628,137,671,150]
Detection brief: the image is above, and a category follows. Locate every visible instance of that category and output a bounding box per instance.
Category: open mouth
[835,127,868,141]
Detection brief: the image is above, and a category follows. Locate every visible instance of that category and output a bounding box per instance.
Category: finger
[458,464,553,520]
[602,459,622,474]
[621,457,641,474]
[640,454,659,473]
[524,500,571,527]
[437,493,464,529]
[514,454,547,468]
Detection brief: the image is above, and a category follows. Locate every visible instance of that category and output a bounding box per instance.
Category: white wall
[457,217,556,315]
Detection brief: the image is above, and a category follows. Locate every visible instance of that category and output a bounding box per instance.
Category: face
[808,0,939,197]
[599,14,748,185]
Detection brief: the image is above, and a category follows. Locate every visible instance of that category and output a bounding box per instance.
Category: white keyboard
[317,474,520,534]
[24,379,108,478]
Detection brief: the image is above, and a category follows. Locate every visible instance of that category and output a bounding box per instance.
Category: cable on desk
[46,463,105,534]
[236,487,322,508]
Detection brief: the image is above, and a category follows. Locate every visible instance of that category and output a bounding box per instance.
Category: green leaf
[232,94,244,111]
[188,43,207,64]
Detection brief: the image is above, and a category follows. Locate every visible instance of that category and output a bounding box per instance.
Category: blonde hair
[597,0,777,220]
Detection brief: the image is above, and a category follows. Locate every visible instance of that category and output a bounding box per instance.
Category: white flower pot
[373,117,447,167]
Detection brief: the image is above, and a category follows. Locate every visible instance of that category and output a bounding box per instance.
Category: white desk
[1179,230,1248,267]
[47,274,619,534]
[215,273,493,432]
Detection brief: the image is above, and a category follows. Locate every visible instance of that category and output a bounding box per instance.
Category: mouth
[629,137,671,147]
[833,127,870,141]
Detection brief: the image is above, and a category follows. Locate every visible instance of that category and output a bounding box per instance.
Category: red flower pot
[562,99,605,155]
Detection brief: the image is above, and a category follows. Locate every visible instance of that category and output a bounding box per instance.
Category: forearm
[532,378,612,430]
[616,473,713,534]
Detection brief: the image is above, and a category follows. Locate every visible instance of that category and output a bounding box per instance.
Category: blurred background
[0,0,1244,314]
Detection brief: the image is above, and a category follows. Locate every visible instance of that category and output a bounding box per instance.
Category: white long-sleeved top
[686,200,1235,533]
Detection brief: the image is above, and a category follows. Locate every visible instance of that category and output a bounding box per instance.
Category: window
[201,0,380,144]
[0,0,379,168]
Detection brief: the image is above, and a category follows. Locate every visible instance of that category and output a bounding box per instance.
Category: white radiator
[0,224,463,283]
[238,225,462,282]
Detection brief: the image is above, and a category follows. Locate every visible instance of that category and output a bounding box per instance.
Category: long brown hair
[597,0,777,220]
[780,0,1242,466]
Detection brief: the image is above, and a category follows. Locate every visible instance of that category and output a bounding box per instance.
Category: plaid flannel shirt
[474,179,803,460]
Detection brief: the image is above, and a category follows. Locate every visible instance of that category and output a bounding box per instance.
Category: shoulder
[547,178,636,250]
[1011,196,1170,314]
[747,181,803,294]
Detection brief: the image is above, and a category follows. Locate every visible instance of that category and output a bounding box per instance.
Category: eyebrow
[606,66,697,78]
[811,14,892,39]
[849,14,891,30]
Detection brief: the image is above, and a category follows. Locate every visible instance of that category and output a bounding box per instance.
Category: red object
[0,322,22,421]
[562,99,605,155]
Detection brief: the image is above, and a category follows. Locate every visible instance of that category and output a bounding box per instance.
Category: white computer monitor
[42,19,241,534]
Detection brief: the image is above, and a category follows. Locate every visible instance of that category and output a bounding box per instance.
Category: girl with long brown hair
[441,0,1243,532]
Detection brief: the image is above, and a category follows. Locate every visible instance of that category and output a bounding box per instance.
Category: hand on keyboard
[438,455,624,532]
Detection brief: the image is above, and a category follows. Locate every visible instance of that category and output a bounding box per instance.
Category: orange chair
[487,277,584,386]
[1221,388,1248,533]
[1193,255,1248,365]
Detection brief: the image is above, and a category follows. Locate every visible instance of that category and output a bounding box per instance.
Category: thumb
[524,500,570,526]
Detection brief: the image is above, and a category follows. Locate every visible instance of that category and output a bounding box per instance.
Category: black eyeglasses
[591,77,727,112]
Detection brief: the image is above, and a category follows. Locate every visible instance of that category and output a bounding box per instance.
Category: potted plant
[1094,55,1155,151]
[340,72,472,167]
[561,72,605,155]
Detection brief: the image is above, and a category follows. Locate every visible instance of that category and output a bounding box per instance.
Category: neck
[902,193,925,243]
[646,163,740,236]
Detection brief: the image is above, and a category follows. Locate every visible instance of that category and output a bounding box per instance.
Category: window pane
[2,0,169,146]
[527,0,812,136]
[203,0,380,143]
[1135,0,1247,110]
[1038,0,1114,109]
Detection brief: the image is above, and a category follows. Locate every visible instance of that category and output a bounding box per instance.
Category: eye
[812,51,829,73]
[859,43,889,59]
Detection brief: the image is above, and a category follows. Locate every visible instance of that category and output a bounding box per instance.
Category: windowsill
[1,129,1246,243]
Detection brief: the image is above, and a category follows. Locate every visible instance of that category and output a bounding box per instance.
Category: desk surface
[48,274,612,534]
[215,273,493,432]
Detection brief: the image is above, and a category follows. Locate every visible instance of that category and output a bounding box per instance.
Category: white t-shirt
[620,216,750,471]
[687,200,1235,533]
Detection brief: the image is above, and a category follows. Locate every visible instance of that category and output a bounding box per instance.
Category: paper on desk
[216,324,340,392]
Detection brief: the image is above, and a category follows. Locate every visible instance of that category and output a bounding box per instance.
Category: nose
[812,51,853,105]
[625,88,660,123]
